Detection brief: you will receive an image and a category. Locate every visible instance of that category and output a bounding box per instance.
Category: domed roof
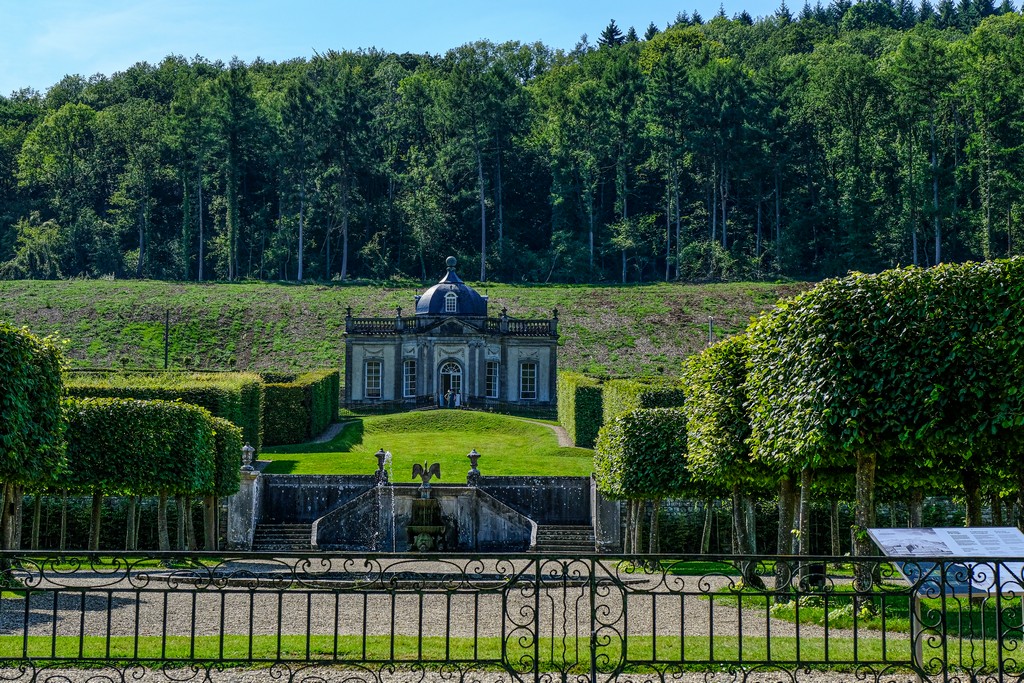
[415,257,488,317]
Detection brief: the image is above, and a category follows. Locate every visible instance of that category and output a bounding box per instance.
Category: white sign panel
[868,527,1024,596]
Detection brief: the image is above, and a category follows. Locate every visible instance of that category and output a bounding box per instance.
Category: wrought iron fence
[0,552,1018,682]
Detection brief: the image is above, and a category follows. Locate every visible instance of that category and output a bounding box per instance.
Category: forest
[2,1,1023,284]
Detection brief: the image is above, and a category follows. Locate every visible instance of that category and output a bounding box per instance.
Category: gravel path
[312,421,355,444]
[0,558,907,643]
[513,418,573,447]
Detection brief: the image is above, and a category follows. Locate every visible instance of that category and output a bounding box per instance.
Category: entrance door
[439,361,462,403]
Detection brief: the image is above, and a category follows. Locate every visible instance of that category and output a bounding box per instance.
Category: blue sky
[0,0,780,97]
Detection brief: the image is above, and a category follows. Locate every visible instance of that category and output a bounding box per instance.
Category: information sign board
[868,527,1024,596]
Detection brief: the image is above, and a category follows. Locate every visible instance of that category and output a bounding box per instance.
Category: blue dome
[415,258,488,317]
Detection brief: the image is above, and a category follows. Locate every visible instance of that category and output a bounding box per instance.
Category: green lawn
[0,632,1004,674]
[262,410,594,477]
[0,279,810,376]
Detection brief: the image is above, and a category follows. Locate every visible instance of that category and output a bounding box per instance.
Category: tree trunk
[775,476,797,596]
[674,175,681,280]
[799,469,813,556]
[632,499,643,554]
[745,496,758,554]
[297,186,304,282]
[89,491,103,551]
[175,495,186,551]
[830,499,841,556]
[340,179,350,280]
[648,499,660,554]
[991,493,1003,526]
[185,495,197,550]
[701,500,713,554]
[204,495,217,551]
[963,468,983,527]
[126,496,137,551]
[0,484,10,551]
[853,452,877,591]
[720,165,728,249]
[158,492,170,552]
[59,490,68,552]
[909,488,924,528]
[31,493,42,550]
[11,486,23,551]
[623,500,633,554]
[665,184,671,282]
[495,143,504,258]
[731,485,748,553]
[197,175,204,282]
[477,148,487,282]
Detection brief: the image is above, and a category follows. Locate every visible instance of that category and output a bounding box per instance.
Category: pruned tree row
[597,257,1024,560]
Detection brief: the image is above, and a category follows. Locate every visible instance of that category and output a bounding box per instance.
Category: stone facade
[344,257,558,410]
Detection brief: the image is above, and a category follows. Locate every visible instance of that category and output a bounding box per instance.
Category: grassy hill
[0,278,811,376]
[262,410,592,476]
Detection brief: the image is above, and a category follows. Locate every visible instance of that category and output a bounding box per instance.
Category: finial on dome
[446,256,457,271]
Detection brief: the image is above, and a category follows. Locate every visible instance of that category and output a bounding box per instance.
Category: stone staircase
[531,524,596,554]
[251,523,315,552]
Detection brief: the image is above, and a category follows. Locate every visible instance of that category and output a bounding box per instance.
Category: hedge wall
[556,371,603,448]
[263,370,340,446]
[0,324,66,484]
[602,378,687,424]
[64,397,216,496]
[65,372,264,451]
[594,408,691,500]
[209,417,243,497]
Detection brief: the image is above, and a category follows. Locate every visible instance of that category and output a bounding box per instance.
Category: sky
[0,0,781,97]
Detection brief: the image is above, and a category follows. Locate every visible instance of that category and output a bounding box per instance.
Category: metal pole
[164,310,170,370]
[708,317,715,346]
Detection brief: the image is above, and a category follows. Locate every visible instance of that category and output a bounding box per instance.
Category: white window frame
[403,359,417,398]
[519,362,537,400]
[365,360,382,399]
[486,361,500,399]
[444,291,458,313]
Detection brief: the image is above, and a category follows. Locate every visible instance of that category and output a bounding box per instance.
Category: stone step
[531,524,596,554]
[252,523,314,552]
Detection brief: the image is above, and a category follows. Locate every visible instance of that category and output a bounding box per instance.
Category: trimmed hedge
[681,334,764,490]
[209,417,243,497]
[64,397,215,496]
[0,324,66,484]
[556,371,603,448]
[263,370,341,446]
[65,372,264,451]
[594,408,691,500]
[602,378,687,423]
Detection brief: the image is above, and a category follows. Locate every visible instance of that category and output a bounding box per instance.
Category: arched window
[439,361,462,399]
[444,291,458,313]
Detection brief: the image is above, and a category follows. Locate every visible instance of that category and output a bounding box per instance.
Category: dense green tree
[4,14,1024,284]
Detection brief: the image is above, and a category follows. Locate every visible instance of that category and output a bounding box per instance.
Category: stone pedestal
[227,470,261,550]
[591,474,621,552]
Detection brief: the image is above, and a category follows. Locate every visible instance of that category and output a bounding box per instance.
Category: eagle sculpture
[412,462,441,488]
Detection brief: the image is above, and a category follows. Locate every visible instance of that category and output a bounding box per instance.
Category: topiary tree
[594,408,690,553]
[201,417,243,550]
[0,324,66,550]
[65,398,216,550]
[746,260,1024,585]
[682,335,779,556]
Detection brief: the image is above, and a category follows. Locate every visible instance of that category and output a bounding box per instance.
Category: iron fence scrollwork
[0,552,1019,682]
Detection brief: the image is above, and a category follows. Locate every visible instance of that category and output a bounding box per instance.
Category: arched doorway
[439,361,462,404]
